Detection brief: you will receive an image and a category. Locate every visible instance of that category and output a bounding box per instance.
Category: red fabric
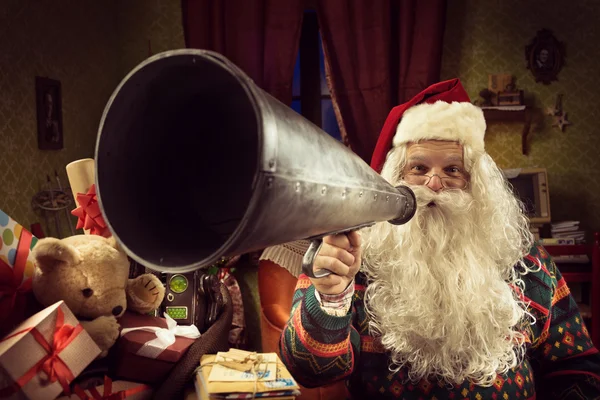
[317,0,447,163]
[0,228,34,335]
[181,0,304,104]
[73,376,151,400]
[370,78,470,173]
[30,223,45,238]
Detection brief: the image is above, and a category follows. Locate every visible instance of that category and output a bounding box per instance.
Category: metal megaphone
[95,49,416,277]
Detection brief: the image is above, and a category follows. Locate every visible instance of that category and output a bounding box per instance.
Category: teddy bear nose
[112,306,123,316]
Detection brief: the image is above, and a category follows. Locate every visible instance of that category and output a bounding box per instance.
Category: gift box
[112,311,200,383]
[0,209,40,336]
[58,376,152,400]
[0,300,102,400]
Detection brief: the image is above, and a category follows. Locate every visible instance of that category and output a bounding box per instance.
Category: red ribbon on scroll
[71,184,111,237]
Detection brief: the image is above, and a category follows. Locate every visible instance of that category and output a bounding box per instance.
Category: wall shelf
[482,107,533,155]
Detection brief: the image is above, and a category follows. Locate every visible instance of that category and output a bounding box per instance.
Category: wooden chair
[543,232,600,347]
[258,259,349,400]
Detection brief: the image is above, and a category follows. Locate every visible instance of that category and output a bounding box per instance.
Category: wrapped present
[113,311,200,383]
[194,350,300,399]
[0,209,40,336]
[58,376,152,400]
[0,300,101,400]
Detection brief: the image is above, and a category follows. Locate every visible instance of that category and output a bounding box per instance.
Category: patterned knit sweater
[279,244,600,399]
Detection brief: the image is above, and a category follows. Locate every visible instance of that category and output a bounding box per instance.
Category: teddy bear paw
[127,273,165,314]
[81,315,120,354]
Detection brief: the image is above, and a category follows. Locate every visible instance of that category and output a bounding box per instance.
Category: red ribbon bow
[71,184,111,237]
[0,306,81,397]
[73,376,151,400]
[0,228,33,322]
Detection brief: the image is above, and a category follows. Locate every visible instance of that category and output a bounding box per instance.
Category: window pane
[321,99,341,141]
[292,52,301,98]
[292,99,302,115]
[318,34,329,95]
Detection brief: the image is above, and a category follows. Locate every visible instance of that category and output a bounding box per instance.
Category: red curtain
[317,0,447,163]
[181,0,304,104]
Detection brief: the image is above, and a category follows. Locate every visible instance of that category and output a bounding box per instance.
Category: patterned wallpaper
[0,0,120,238]
[441,0,600,235]
[116,0,185,77]
[0,0,184,237]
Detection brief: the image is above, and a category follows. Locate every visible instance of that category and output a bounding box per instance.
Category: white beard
[361,184,534,387]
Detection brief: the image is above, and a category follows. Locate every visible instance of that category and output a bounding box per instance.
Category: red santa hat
[370,79,486,173]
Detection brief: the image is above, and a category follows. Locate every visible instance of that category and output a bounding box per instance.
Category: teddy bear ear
[32,237,81,272]
[106,235,122,251]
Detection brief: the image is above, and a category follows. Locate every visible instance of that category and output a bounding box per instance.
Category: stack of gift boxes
[0,208,167,400]
[0,159,209,400]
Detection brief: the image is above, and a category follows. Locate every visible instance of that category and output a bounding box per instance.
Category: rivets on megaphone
[359,191,364,197]
[267,177,274,188]
[321,186,327,195]
[386,195,390,202]
[374,193,378,201]
[342,189,347,198]
[295,182,301,192]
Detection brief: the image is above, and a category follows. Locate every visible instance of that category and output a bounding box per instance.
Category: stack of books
[539,237,589,263]
[194,349,300,400]
[539,237,577,246]
[550,221,586,243]
[540,223,589,264]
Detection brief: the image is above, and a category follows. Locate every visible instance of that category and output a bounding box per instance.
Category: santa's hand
[310,231,361,295]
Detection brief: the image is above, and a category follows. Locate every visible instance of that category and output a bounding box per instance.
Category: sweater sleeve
[524,244,600,399]
[279,274,360,388]
[315,280,355,316]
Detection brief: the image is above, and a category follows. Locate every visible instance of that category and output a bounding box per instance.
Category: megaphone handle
[301,238,333,279]
[301,222,376,279]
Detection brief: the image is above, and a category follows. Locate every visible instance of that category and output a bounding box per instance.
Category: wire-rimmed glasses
[403,173,468,189]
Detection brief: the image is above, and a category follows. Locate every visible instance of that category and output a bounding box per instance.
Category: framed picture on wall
[35,76,63,150]
[525,29,565,85]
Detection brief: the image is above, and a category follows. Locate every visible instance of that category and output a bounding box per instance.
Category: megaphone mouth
[95,51,260,272]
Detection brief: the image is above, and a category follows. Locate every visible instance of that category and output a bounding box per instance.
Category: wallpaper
[116,0,185,77]
[0,0,185,238]
[441,0,600,236]
[0,0,120,238]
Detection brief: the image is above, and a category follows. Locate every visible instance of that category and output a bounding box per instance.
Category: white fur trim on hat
[392,100,486,152]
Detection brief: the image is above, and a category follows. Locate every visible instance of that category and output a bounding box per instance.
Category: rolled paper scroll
[66,159,95,235]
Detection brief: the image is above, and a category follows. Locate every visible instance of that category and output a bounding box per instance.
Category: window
[291,10,342,141]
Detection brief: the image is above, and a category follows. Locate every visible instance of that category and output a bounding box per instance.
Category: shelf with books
[550,220,585,243]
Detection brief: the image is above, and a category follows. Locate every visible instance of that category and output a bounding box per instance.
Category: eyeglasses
[403,173,468,189]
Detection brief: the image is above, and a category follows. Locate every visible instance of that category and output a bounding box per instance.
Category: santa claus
[277,79,600,399]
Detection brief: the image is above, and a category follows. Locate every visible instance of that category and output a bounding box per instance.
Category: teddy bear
[31,234,165,357]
